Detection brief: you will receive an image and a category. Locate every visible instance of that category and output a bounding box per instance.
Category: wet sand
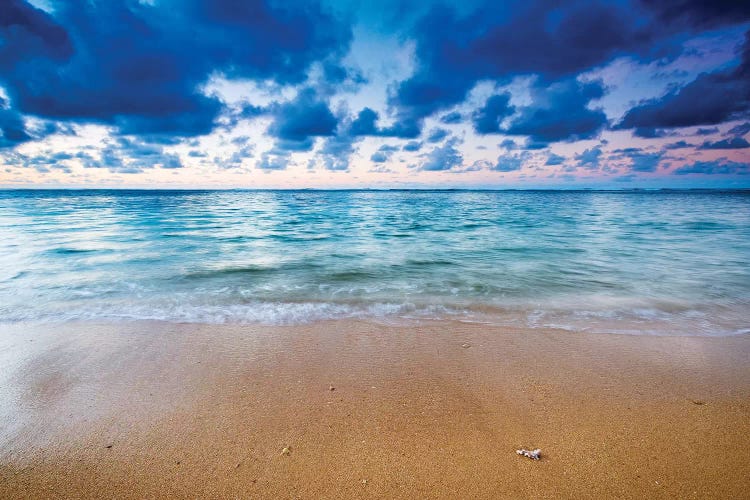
[1,320,748,499]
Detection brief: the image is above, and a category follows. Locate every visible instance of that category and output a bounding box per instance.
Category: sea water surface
[1,189,749,336]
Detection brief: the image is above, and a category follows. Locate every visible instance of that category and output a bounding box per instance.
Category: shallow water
[1,189,748,335]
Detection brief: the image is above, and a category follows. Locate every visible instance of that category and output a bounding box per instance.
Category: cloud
[349,107,420,138]
[84,137,186,171]
[440,112,462,124]
[473,93,514,134]
[545,153,566,165]
[696,127,719,135]
[0,102,32,148]
[402,141,422,152]
[499,139,518,150]
[673,159,749,175]
[391,1,661,122]
[699,137,750,149]
[0,0,350,137]
[370,144,398,163]
[470,79,607,143]
[663,140,694,149]
[1,149,78,173]
[257,153,288,171]
[216,143,254,169]
[418,139,463,171]
[268,88,337,148]
[503,79,608,143]
[492,154,526,172]
[617,30,750,130]
[316,133,357,171]
[575,146,603,170]
[370,151,388,163]
[426,128,449,143]
[628,152,662,172]
[638,0,750,29]
[728,122,750,136]
[634,127,669,138]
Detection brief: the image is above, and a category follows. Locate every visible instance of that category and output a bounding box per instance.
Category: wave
[1,298,748,337]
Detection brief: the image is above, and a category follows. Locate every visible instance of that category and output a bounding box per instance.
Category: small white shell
[516,448,541,460]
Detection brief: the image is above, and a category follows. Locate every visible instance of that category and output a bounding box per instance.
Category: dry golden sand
[0,320,748,499]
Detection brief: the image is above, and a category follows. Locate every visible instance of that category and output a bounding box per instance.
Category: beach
[1,320,748,498]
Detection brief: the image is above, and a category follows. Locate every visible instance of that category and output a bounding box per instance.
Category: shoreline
[1,319,749,498]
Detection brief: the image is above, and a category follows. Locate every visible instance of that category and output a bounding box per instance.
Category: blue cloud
[617,31,750,130]
[629,152,662,172]
[728,122,750,136]
[492,154,525,172]
[419,139,463,171]
[349,107,420,138]
[257,153,288,171]
[696,127,720,136]
[700,137,750,149]
[426,128,449,143]
[663,140,695,149]
[317,133,357,171]
[402,141,422,152]
[505,79,608,143]
[673,160,749,175]
[370,144,399,163]
[268,89,337,149]
[473,94,514,134]
[634,127,669,138]
[545,153,566,165]
[391,1,676,122]
[0,102,32,148]
[575,146,603,170]
[440,112,462,124]
[0,0,350,137]
[638,0,750,29]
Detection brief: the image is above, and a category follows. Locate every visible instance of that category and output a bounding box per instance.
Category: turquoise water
[1,189,749,335]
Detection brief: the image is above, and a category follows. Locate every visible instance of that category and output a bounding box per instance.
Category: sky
[0,0,749,189]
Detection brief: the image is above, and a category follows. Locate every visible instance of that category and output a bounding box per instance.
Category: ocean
[1,189,748,336]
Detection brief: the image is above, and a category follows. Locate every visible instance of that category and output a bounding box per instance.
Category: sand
[0,320,748,499]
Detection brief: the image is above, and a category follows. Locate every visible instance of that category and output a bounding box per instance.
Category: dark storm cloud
[0,0,350,137]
